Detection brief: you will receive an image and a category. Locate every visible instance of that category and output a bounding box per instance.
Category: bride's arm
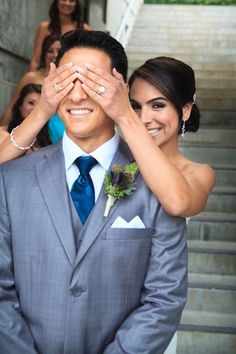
[117,110,215,217]
[76,65,216,217]
[0,63,79,164]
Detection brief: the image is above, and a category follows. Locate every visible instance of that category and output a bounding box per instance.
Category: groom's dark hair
[55,30,128,82]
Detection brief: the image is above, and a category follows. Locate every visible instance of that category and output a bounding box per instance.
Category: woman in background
[0,84,51,152]
[0,34,61,127]
[29,0,91,72]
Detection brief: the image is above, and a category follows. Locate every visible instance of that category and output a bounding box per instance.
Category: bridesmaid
[29,0,91,72]
[0,34,61,127]
[0,84,50,152]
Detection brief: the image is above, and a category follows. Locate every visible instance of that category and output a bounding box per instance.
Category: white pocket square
[111,216,145,229]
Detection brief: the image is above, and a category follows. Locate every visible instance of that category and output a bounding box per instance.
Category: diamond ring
[97,86,106,95]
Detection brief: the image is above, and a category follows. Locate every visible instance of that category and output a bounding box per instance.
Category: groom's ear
[126,84,130,93]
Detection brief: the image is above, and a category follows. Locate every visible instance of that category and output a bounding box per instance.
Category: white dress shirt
[62,132,119,201]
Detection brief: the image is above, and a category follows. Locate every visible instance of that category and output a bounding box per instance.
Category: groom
[0,30,187,354]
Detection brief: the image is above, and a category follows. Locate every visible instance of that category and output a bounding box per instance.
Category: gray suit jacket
[0,139,187,354]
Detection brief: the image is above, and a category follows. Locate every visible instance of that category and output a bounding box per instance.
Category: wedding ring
[53,82,61,93]
[97,86,106,95]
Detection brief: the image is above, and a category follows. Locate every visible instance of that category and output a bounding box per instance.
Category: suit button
[71,286,83,297]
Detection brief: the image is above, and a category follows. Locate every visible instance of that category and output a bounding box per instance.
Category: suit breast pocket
[105,227,153,240]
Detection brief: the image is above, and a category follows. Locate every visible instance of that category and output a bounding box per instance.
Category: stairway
[126,4,236,353]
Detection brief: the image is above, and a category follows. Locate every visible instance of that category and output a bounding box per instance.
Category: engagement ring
[97,86,106,95]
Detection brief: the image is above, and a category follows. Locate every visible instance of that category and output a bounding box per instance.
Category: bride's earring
[181,120,186,138]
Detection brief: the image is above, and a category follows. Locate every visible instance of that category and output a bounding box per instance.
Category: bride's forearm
[118,112,192,216]
[0,105,49,164]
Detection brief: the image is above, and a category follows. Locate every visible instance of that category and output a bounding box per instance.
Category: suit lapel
[35,144,76,265]
[72,139,136,270]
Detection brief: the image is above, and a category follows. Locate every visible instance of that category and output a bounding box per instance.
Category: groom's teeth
[70,109,91,115]
[148,128,161,136]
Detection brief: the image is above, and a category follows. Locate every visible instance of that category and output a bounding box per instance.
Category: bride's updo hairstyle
[128,56,200,134]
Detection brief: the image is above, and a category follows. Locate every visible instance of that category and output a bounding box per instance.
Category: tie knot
[74,156,97,176]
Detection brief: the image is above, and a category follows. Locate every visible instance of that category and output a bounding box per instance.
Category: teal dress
[47,113,65,144]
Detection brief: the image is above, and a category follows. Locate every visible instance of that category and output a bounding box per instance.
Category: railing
[115,0,142,48]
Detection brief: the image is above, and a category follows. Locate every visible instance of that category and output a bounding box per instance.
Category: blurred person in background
[29,0,91,72]
[0,84,51,154]
[0,34,61,127]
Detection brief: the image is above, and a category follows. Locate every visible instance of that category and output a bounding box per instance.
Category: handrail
[115,0,142,46]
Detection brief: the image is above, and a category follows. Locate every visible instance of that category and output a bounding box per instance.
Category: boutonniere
[104,162,139,217]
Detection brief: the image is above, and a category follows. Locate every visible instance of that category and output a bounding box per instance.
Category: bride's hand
[76,64,134,124]
[38,62,79,120]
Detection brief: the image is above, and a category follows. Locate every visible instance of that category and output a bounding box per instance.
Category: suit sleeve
[103,206,188,354]
[0,165,38,353]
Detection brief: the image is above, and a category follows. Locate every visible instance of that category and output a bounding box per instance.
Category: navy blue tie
[71,156,98,224]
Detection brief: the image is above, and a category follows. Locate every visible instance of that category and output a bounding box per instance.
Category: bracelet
[10,126,36,151]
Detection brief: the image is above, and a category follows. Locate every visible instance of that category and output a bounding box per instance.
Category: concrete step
[188,245,236,275]
[180,310,236,334]
[215,168,236,188]
[131,30,236,41]
[127,53,235,65]
[195,70,236,80]
[200,110,236,127]
[188,272,236,291]
[186,287,236,314]
[177,329,236,354]
[196,79,236,89]
[204,187,236,213]
[138,5,236,22]
[196,97,236,110]
[188,240,236,254]
[129,38,236,50]
[187,212,236,242]
[182,128,236,148]
[128,59,236,72]
[179,146,236,168]
[135,17,236,27]
[196,88,236,99]
[127,45,236,56]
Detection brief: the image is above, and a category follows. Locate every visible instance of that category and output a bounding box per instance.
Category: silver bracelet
[10,126,36,151]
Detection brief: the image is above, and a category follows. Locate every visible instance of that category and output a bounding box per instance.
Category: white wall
[106,0,142,47]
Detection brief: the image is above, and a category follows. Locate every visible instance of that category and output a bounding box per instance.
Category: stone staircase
[126,4,236,353]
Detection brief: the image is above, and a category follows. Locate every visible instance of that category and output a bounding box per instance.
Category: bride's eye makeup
[152,102,166,110]
[130,100,141,111]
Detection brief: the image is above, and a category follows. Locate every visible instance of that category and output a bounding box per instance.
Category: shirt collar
[62,131,119,171]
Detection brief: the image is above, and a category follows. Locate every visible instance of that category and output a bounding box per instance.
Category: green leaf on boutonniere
[104,162,139,217]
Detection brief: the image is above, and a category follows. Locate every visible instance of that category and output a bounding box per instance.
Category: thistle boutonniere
[104,162,139,217]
